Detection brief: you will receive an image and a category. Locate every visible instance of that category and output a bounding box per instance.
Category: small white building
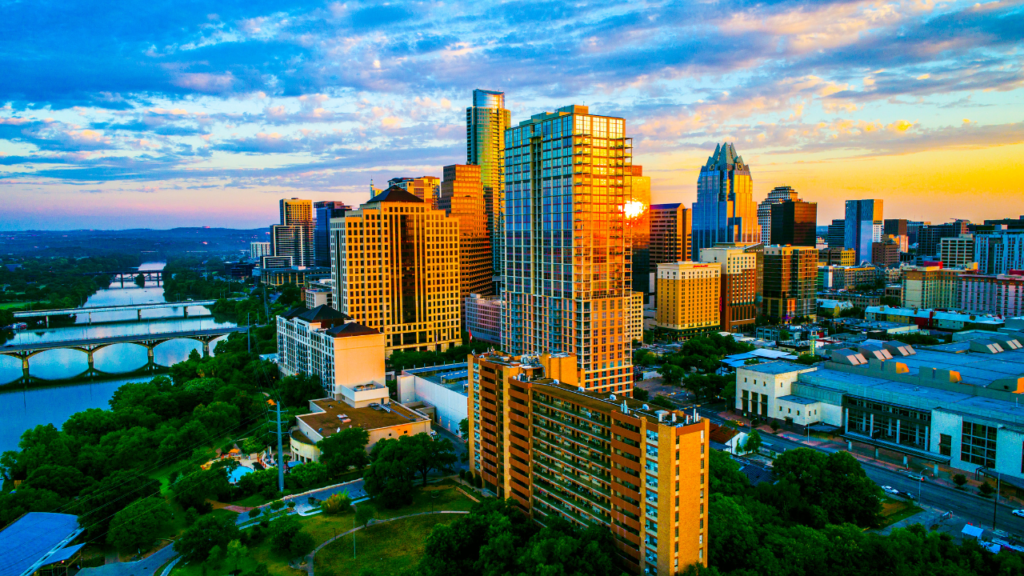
[397,363,470,437]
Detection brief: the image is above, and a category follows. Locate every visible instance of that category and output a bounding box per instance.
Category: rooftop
[298,398,428,438]
[739,361,817,375]
[368,185,425,204]
[0,512,81,576]
[403,362,469,394]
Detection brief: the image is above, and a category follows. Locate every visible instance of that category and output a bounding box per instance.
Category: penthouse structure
[467,351,709,575]
[735,338,1024,482]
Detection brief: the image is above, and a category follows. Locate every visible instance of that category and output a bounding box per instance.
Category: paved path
[78,543,177,576]
[303,510,470,576]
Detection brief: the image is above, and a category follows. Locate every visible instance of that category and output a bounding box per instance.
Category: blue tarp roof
[0,512,81,576]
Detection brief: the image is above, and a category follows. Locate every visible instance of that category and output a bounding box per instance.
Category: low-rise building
[250,241,272,259]
[261,265,330,287]
[865,305,1005,331]
[397,362,469,436]
[817,299,854,317]
[819,247,856,267]
[293,398,432,462]
[304,279,334,309]
[960,271,1024,318]
[818,265,878,291]
[902,265,963,309]
[940,234,975,269]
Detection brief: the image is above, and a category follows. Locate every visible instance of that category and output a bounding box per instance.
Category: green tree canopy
[317,426,370,476]
[173,513,240,563]
[107,497,172,553]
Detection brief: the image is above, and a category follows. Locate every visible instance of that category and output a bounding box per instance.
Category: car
[906,473,925,481]
[1012,510,1024,518]
[881,485,900,495]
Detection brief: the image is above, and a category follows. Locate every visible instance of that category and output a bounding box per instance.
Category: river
[0,262,238,454]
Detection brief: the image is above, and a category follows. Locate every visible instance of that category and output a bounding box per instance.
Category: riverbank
[0,365,170,392]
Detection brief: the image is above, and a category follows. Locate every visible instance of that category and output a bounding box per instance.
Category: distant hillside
[0,228,269,258]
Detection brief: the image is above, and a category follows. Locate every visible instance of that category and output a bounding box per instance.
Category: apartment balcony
[536,460,613,500]
[534,480,612,525]
[533,411,609,445]
[645,476,658,490]
[532,441,611,482]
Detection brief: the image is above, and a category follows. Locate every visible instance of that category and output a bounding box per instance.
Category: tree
[953,473,968,489]
[277,373,325,407]
[403,434,457,486]
[107,497,172,553]
[458,418,469,438]
[173,467,232,511]
[241,435,266,456]
[796,353,821,365]
[743,430,763,454]
[24,464,93,499]
[708,449,749,497]
[268,515,306,555]
[174,513,240,563]
[363,439,416,508]
[632,387,650,401]
[318,427,370,476]
[771,449,882,527]
[193,401,241,433]
[651,395,674,409]
[74,469,160,535]
[661,364,684,385]
[135,273,146,288]
[0,488,65,530]
[288,461,330,489]
[979,481,995,497]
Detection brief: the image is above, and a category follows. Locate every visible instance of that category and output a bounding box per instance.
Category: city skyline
[1,0,1023,230]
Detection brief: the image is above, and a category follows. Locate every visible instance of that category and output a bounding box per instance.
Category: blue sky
[1,0,1022,230]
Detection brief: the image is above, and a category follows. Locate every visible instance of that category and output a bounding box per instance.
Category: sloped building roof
[368,185,424,204]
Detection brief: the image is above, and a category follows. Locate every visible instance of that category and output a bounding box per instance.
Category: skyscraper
[502,105,633,393]
[438,164,493,312]
[763,246,818,322]
[770,199,817,247]
[700,245,758,332]
[330,186,461,356]
[844,199,883,264]
[650,203,692,265]
[467,89,511,283]
[272,198,315,267]
[314,201,350,268]
[627,165,651,299]
[826,219,846,248]
[691,143,760,257]
[757,185,799,246]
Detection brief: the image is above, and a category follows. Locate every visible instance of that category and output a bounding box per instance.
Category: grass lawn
[878,497,925,528]
[0,301,42,310]
[314,514,458,576]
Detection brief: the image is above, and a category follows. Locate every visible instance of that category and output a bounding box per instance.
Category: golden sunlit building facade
[439,165,494,318]
[330,186,461,356]
[502,105,633,394]
[700,245,757,332]
[388,176,441,209]
[467,351,709,576]
[763,246,818,322]
[655,262,721,339]
[468,89,512,283]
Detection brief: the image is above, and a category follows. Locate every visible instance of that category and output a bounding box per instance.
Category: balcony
[532,441,611,482]
[534,466,612,510]
[533,413,609,447]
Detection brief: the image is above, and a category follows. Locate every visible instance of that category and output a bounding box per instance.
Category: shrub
[322,493,352,515]
[248,507,262,519]
[269,500,285,511]
[953,474,968,489]
[979,481,995,497]
[459,470,466,480]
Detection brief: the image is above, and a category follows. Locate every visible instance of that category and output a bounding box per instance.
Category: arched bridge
[13,300,228,326]
[0,326,248,381]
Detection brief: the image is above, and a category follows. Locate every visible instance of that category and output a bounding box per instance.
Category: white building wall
[396,374,469,437]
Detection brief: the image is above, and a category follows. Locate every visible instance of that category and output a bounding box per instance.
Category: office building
[261,265,329,287]
[819,247,855,267]
[628,166,652,299]
[884,219,908,238]
[314,201,350,267]
[465,293,502,344]
[502,105,633,393]
[330,186,461,356]
[827,219,846,249]
[818,265,878,291]
[939,234,975,269]
[271,198,315,267]
[250,241,272,259]
[983,216,1024,230]
[871,237,901,268]
[650,203,692,271]
[735,340,1024,482]
[960,271,1024,317]
[700,245,757,332]
[388,176,440,208]
[844,200,883,264]
[757,186,799,246]
[763,246,817,322]
[305,278,334,309]
[902,265,963,309]
[655,262,721,339]
[771,199,817,247]
[467,89,512,283]
[438,165,493,311]
[467,351,710,575]
[907,221,928,246]
[974,230,1024,275]
[919,220,969,258]
[627,291,645,343]
[691,143,759,256]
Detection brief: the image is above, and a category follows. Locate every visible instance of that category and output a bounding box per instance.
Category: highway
[695,405,1024,535]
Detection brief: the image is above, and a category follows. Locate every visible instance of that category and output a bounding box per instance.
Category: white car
[906,473,925,481]
[1012,509,1024,518]
[881,485,900,495]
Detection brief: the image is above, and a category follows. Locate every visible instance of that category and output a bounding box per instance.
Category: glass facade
[467,89,511,282]
[962,421,997,468]
[691,143,759,257]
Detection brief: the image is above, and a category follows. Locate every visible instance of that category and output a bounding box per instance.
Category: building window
[961,422,996,468]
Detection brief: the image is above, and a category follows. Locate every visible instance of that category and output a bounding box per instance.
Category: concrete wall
[397,374,469,436]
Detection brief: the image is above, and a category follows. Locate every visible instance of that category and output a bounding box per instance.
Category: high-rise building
[884,219,908,238]
[757,186,799,246]
[918,220,969,258]
[439,165,493,314]
[691,143,759,256]
[974,230,1024,274]
[700,245,757,332]
[770,199,817,247]
[844,200,883,264]
[907,221,928,246]
[388,176,440,208]
[650,203,692,269]
[871,237,901,268]
[627,165,652,300]
[273,198,315,267]
[626,291,645,343]
[939,234,975,269]
[250,241,271,259]
[763,246,818,321]
[314,201,350,268]
[466,351,709,575]
[467,89,512,284]
[826,219,846,248]
[960,271,1024,317]
[502,105,633,394]
[818,265,878,291]
[464,293,502,344]
[819,247,855,267]
[655,262,721,339]
[330,186,461,356]
[902,265,964,309]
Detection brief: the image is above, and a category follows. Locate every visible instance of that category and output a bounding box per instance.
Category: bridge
[14,300,220,326]
[0,326,248,382]
[77,269,165,287]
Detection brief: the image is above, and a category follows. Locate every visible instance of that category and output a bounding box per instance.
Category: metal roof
[0,513,81,576]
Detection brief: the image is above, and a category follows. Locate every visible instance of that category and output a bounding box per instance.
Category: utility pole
[276,399,285,493]
[993,473,1001,531]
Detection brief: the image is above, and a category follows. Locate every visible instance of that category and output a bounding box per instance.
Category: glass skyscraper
[691,143,760,257]
[501,105,634,393]
[467,89,511,284]
[844,199,883,264]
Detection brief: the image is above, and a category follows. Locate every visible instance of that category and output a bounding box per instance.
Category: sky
[1,0,1022,231]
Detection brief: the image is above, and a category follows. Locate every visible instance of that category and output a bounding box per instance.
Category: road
[78,542,177,576]
[694,405,1024,535]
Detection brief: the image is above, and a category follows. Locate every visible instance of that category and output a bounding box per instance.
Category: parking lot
[635,378,694,406]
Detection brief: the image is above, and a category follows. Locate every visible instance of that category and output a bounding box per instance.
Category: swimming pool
[228,464,254,484]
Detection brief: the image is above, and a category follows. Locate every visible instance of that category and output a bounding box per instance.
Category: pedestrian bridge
[0,326,248,381]
[13,300,227,326]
